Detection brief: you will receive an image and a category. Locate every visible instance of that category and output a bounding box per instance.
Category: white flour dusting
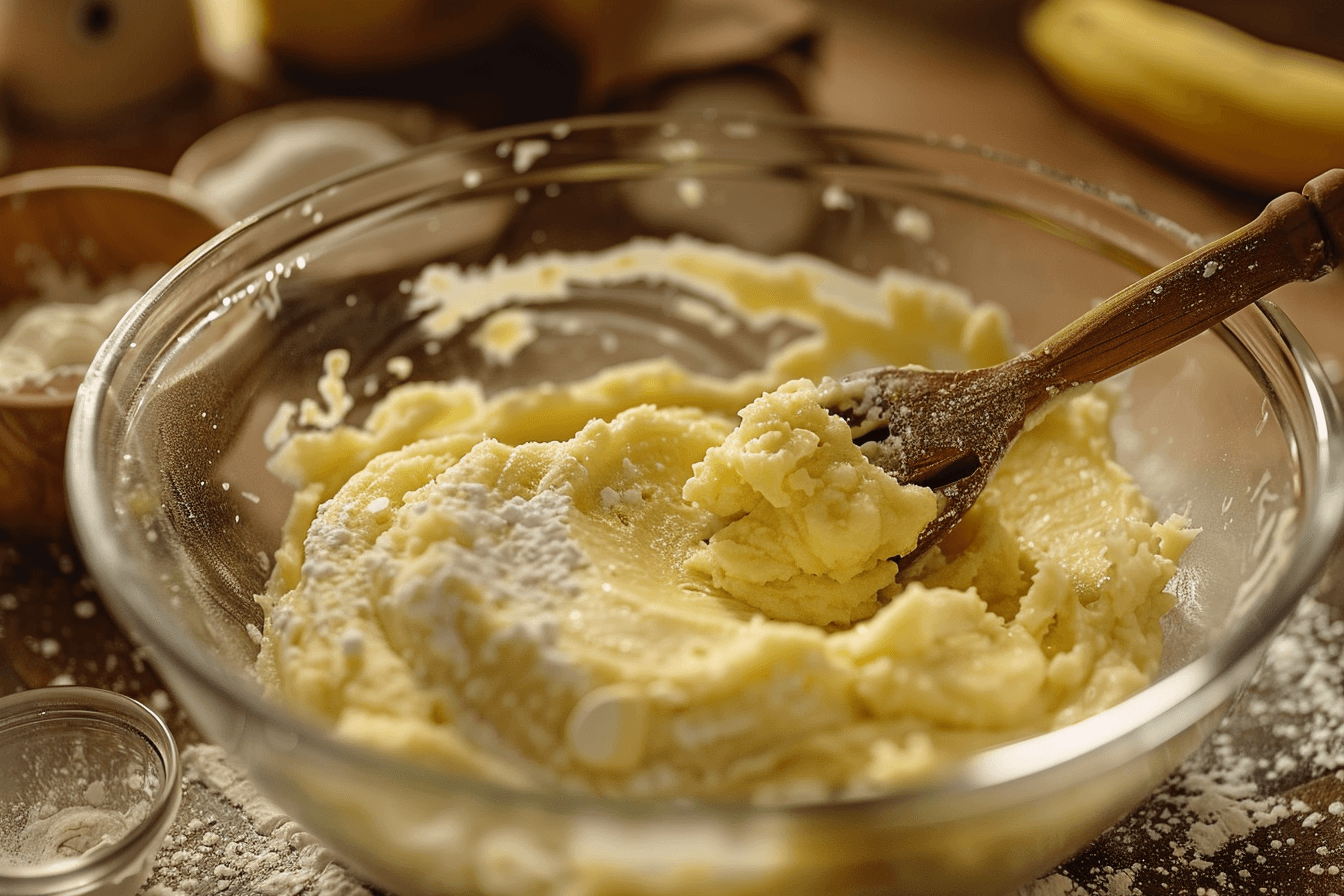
[1022,589,1344,894]
[1,804,140,868]
[0,287,142,393]
[140,745,374,896]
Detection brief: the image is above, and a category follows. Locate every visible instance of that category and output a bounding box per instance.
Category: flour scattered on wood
[141,745,374,896]
[1021,591,1344,894]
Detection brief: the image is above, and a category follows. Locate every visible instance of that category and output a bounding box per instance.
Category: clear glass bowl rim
[64,111,1344,822]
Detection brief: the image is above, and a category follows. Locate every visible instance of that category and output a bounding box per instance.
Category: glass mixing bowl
[66,114,1344,896]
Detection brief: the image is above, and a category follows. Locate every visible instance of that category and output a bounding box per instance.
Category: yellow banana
[1022,0,1344,194]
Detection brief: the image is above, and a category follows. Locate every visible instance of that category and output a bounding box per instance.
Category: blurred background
[3,0,1340,347]
[0,1,1337,204]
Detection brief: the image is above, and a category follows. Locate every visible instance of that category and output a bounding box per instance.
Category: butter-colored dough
[684,379,935,626]
[256,237,1194,805]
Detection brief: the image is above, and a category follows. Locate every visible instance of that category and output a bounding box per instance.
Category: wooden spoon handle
[1018,168,1344,391]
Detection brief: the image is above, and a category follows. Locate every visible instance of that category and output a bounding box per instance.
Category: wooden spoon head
[830,362,1040,564]
[831,169,1344,567]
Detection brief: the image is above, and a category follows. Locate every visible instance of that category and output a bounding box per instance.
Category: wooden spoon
[828,168,1344,566]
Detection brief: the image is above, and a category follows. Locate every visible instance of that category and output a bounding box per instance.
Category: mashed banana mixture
[256,237,1193,805]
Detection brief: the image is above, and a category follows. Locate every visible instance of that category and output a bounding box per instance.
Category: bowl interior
[98,120,1309,681]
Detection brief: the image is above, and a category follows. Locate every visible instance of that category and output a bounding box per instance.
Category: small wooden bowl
[0,167,228,539]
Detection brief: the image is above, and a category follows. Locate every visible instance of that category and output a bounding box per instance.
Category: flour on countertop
[140,744,374,896]
[1021,591,1344,895]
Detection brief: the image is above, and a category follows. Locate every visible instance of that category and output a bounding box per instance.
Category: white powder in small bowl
[0,287,141,394]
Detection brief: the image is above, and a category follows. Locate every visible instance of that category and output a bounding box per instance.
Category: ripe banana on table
[1021,0,1344,195]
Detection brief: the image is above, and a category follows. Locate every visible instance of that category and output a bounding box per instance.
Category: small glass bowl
[0,687,181,896]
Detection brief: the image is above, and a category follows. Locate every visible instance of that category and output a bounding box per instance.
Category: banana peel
[1022,0,1344,194]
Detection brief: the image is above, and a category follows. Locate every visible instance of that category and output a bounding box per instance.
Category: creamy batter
[256,237,1193,805]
